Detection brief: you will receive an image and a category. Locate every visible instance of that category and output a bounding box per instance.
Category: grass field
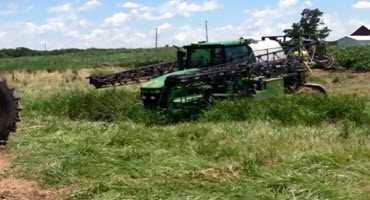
[2,67,370,199]
[0,47,176,71]
[2,45,370,72]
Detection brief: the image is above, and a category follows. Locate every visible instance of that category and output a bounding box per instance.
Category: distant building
[337,25,370,46]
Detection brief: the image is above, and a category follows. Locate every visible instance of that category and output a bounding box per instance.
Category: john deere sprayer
[0,78,20,144]
[89,38,325,114]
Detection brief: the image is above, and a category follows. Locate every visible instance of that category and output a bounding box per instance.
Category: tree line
[0,47,86,59]
[0,47,155,59]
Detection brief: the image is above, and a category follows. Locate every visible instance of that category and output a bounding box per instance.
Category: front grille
[140,89,166,109]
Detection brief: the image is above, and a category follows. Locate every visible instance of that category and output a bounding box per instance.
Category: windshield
[190,48,211,67]
[225,46,249,62]
[188,47,224,67]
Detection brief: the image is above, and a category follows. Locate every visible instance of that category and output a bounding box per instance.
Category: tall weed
[335,45,370,71]
[201,95,370,126]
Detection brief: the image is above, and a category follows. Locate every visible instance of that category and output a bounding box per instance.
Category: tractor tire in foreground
[0,79,20,145]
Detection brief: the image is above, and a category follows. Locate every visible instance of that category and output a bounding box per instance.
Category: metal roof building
[337,26,370,47]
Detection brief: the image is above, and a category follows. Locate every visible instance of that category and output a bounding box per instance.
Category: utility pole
[155,27,158,48]
[41,41,47,51]
[205,20,209,42]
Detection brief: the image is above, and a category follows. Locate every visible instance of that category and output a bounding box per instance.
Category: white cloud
[323,14,370,40]
[25,5,35,12]
[0,2,18,16]
[62,27,153,48]
[279,0,299,8]
[167,0,221,16]
[304,0,313,7]
[321,14,361,40]
[79,0,102,12]
[134,32,146,38]
[121,2,140,9]
[238,0,318,40]
[49,1,101,13]
[353,1,370,9]
[175,32,188,42]
[104,13,130,27]
[25,19,65,34]
[321,14,342,40]
[17,0,302,48]
[175,29,202,43]
[0,32,6,38]
[78,19,91,28]
[127,0,222,20]
[65,30,86,40]
[158,23,172,33]
[49,3,73,13]
[140,12,174,21]
[239,1,351,41]
[1,0,364,49]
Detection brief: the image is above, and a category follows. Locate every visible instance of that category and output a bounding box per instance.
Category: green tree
[284,8,331,41]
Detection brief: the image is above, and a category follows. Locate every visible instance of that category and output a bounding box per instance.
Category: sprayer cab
[178,39,254,69]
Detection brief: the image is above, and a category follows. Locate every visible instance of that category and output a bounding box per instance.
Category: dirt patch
[0,148,10,173]
[0,147,57,200]
[312,69,370,96]
[0,178,55,200]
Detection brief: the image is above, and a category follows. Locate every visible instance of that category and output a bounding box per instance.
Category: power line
[41,41,47,51]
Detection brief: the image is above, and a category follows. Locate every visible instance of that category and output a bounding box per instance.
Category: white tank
[249,39,286,63]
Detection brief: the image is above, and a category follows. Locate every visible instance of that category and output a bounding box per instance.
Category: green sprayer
[89,38,326,115]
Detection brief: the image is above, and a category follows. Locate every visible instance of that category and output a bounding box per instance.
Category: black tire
[202,94,215,108]
[0,78,20,145]
[314,55,335,69]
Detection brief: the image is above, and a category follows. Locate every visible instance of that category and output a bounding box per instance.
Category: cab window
[213,48,224,65]
[189,47,224,67]
[225,46,249,62]
[190,48,211,67]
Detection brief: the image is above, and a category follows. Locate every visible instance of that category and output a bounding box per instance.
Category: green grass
[1,43,370,199]
[7,83,370,199]
[0,47,176,71]
[11,116,370,199]
[24,87,370,126]
[202,95,370,126]
[24,88,165,125]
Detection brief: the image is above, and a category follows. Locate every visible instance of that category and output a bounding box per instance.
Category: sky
[0,0,370,49]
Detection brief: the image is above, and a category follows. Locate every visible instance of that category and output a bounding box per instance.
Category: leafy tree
[284,8,331,41]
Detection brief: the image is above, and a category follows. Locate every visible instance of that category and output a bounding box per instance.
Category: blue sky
[0,0,369,49]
